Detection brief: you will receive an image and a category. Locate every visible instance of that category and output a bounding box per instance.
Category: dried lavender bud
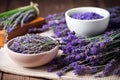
[9,34,58,54]
[28,24,49,33]
[56,71,63,77]
[70,12,103,20]
[56,66,71,77]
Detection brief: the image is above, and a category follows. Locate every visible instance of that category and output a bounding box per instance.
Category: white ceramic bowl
[4,37,59,67]
[65,7,110,37]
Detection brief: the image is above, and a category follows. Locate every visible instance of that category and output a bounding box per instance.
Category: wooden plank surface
[2,73,49,80]
[3,73,25,80]
[31,0,74,17]
[98,0,120,8]
[73,0,99,7]
[0,0,8,12]
[0,72,2,80]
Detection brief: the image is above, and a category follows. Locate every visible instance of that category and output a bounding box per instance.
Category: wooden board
[0,30,120,80]
[0,71,2,80]
[2,73,45,80]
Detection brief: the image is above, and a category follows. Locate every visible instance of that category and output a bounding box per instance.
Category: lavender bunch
[27,12,69,37]
[48,29,120,77]
[28,24,49,33]
[0,2,39,33]
[38,11,120,77]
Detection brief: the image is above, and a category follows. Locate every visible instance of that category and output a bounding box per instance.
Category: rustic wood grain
[97,0,106,8]
[2,73,47,80]
[0,0,8,12]
[73,0,99,7]
[3,73,25,80]
[29,77,47,80]
[36,0,74,17]
[98,0,120,8]
[0,72,3,80]
[8,0,30,10]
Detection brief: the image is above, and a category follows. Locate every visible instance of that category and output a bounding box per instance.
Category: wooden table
[0,71,50,80]
[0,0,120,80]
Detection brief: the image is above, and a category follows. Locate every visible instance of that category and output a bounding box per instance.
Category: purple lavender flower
[47,65,58,72]
[45,14,52,19]
[28,24,49,33]
[84,49,90,55]
[48,20,56,26]
[56,66,71,77]
[41,24,49,31]
[7,26,14,33]
[69,61,79,68]
[56,71,63,77]
[90,47,98,55]
[75,54,81,60]
[113,68,120,75]
[99,42,105,49]
[63,54,76,65]
[87,67,98,74]
[73,65,86,75]
[103,59,116,76]
[45,12,120,78]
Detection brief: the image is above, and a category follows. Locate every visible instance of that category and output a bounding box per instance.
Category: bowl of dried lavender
[4,33,59,67]
[65,7,110,37]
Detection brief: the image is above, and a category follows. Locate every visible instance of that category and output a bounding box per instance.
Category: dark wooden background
[1,0,120,17]
[0,0,120,80]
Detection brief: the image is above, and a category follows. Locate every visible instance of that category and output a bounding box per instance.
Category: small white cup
[65,7,110,37]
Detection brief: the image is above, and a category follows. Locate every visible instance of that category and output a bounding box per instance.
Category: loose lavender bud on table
[113,68,120,76]
[70,12,103,20]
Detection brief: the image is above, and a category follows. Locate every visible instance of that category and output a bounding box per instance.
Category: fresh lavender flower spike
[47,65,58,72]
[45,12,120,78]
[56,71,63,77]
[87,67,98,74]
[7,26,14,33]
[73,65,86,75]
[48,20,56,26]
[103,59,116,76]
[45,14,52,19]
[113,68,120,76]
[28,24,49,33]
[90,46,98,55]
[69,61,80,68]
